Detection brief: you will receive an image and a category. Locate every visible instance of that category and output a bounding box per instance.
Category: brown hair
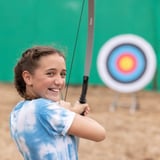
[14,46,65,99]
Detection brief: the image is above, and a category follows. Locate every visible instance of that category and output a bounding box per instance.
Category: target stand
[109,92,139,113]
[97,34,156,112]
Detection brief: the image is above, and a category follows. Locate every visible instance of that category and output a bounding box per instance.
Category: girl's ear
[22,71,33,85]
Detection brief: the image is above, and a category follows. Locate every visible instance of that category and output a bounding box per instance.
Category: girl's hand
[59,100,90,116]
[73,101,90,116]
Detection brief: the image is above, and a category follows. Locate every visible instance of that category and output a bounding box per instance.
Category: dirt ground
[1,83,160,160]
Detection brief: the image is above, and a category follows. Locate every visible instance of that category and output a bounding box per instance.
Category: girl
[10,46,106,160]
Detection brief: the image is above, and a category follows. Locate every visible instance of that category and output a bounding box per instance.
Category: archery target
[97,34,156,93]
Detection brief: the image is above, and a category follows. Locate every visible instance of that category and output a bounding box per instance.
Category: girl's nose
[54,75,64,85]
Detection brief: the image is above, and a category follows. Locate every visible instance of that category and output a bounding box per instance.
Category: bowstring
[64,0,86,100]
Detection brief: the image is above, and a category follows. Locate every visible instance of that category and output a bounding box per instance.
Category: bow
[79,0,94,104]
[65,0,94,105]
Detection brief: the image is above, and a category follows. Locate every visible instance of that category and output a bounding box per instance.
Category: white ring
[97,34,156,93]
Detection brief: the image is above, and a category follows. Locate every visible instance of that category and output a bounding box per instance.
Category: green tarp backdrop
[0,0,160,90]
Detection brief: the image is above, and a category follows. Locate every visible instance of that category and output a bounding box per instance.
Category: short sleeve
[38,103,75,136]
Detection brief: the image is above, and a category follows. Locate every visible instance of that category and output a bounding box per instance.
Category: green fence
[0,0,160,90]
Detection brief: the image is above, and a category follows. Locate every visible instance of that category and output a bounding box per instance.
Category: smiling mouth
[48,88,60,93]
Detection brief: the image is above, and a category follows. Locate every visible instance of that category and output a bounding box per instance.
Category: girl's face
[26,53,66,102]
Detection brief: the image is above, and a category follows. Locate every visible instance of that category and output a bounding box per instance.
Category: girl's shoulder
[32,98,59,113]
[33,98,58,108]
[13,98,57,112]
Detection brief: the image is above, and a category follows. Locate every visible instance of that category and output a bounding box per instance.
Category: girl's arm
[60,100,106,141]
[68,114,106,142]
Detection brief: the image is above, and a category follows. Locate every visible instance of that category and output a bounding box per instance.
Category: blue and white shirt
[10,98,78,160]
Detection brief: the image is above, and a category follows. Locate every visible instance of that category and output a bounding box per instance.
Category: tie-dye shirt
[10,98,78,160]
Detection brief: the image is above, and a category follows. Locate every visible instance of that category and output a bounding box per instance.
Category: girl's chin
[48,96,60,102]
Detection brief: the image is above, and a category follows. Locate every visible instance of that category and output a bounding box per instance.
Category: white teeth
[49,88,59,92]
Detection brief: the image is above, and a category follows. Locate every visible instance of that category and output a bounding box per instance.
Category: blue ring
[106,44,147,83]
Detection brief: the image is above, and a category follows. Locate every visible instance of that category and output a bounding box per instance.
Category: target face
[97,34,156,93]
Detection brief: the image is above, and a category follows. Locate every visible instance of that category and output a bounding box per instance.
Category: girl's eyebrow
[45,68,56,72]
[46,68,66,72]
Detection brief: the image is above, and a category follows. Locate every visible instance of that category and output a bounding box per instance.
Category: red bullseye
[117,53,137,74]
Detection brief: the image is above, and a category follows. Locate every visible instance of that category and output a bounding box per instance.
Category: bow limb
[79,0,94,104]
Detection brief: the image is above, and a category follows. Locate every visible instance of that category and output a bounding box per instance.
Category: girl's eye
[46,71,66,78]
[46,72,55,77]
[61,72,66,78]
